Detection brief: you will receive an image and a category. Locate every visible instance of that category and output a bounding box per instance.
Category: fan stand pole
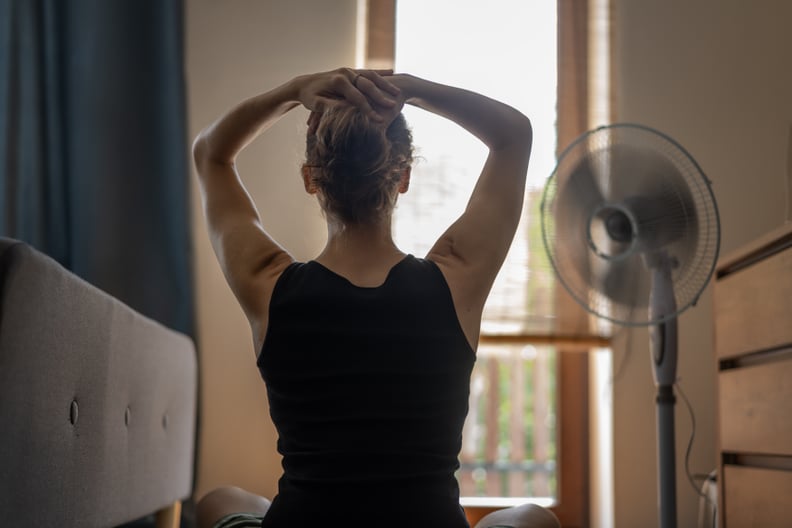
[649,263,679,528]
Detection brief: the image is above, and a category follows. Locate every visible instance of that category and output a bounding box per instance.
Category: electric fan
[540,123,720,528]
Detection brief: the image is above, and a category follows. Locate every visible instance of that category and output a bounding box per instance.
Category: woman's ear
[302,166,319,194]
[398,166,411,193]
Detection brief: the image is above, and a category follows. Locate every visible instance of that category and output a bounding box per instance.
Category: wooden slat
[715,245,792,359]
[719,357,792,456]
[533,349,551,497]
[552,352,590,527]
[480,333,611,349]
[486,357,501,495]
[723,465,792,528]
[509,354,526,495]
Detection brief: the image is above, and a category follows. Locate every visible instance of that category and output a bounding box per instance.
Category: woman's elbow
[191,132,210,169]
[514,114,533,147]
[492,114,532,155]
[191,131,233,172]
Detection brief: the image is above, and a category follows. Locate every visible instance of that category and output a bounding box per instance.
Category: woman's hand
[377,74,413,125]
[296,68,402,132]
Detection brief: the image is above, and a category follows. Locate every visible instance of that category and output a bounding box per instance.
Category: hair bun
[305,106,413,225]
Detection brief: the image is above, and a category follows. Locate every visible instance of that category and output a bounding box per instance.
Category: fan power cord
[675,379,717,519]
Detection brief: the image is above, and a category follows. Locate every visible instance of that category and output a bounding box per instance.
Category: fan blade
[593,254,651,314]
[588,142,700,257]
[555,156,607,218]
[553,157,608,261]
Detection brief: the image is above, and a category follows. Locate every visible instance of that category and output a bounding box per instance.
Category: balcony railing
[458,344,557,500]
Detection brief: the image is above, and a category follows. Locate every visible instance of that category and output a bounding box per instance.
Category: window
[391,0,561,505]
[360,1,613,525]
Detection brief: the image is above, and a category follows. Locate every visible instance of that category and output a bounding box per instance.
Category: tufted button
[124,406,131,427]
[69,400,79,425]
[162,413,169,430]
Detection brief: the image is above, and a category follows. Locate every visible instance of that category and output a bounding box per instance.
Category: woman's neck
[317,218,406,270]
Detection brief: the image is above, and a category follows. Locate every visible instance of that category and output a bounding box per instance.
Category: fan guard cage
[540,124,721,326]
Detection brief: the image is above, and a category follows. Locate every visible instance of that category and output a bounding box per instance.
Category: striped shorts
[212,512,266,528]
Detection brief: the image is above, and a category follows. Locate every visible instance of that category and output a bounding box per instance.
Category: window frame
[362,1,610,525]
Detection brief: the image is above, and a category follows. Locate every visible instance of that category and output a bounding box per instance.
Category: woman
[193,68,558,528]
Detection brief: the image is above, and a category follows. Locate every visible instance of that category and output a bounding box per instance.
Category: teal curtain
[0,0,194,337]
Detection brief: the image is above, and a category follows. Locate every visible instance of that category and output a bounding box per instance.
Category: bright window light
[394,1,560,502]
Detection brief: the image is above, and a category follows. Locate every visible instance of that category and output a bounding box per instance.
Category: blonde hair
[305,106,413,225]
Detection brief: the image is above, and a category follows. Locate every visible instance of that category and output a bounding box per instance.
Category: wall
[185,0,358,500]
[185,0,792,523]
[612,1,792,527]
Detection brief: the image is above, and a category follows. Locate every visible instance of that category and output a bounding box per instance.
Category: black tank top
[257,255,474,527]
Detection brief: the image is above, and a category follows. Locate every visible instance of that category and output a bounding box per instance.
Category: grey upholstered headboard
[0,238,197,527]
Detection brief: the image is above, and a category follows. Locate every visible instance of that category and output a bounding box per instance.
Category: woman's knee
[195,486,271,528]
[475,503,560,528]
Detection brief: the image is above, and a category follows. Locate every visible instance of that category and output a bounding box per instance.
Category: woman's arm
[193,68,400,339]
[387,74,533,345]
